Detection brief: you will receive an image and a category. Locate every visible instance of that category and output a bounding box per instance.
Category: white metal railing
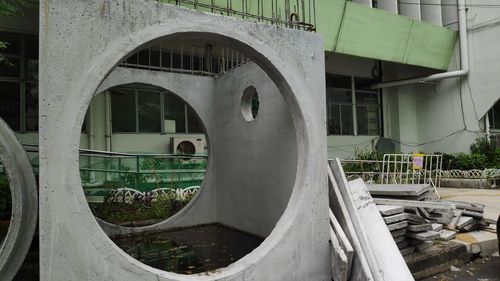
[381,154,442,197]
[439,168,500,179]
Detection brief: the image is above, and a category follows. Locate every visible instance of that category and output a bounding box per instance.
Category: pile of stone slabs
[377,205,434,256]
[367,184,437,201]
[444,201,489,233]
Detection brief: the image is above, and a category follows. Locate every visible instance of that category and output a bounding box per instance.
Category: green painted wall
[159,0,457,70]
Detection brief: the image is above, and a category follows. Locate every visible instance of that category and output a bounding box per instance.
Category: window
[0,32,38,132]
[488,101,500,130]
[111,89,136,133]
[110,84,203,134]
[326,74,381,136]
[137,91,161,133]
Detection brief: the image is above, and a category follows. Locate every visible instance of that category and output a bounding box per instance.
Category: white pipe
[105,92,112,151]
[371,0,468,89]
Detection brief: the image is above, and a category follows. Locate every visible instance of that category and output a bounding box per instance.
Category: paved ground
[439,188,500,221]
[423,256,500,281]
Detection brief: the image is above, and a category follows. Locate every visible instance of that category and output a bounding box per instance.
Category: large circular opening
[79,34,298,276]
[80,83,208,228]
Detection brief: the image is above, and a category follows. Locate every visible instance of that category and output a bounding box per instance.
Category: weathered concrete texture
[346,178,414,281]
[377,205,404,216]
[39,1,328,280]
[214,62,297,237]
[0,118,38,281]
[383,213,406,224]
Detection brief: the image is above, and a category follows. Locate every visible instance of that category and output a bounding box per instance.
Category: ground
[439,187,500,221]
[423,256,500,281]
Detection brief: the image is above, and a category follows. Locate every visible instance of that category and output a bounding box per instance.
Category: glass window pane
[25,35,38,60]
[341,105,353,135]
[138,49,150,66]
[327,104,340,135]
[357,106,368,135]
[0,32,21,55]
[150,49,161,67]
[138,91,161,133]
[327,88,352,103]
[26,83,38,131]
[161,50,171,68]
[187,107,203,133]
[357,106,379,135]
[356,92,378,105]
[164,92,186,133]
[326,74,351,89]
[111,89,136,133]
[355,77,377,91]
[126,53,138,65]
[0,82,20,131]
[0,56,20,77]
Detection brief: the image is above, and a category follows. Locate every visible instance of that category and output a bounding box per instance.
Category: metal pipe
[371,0,469,90]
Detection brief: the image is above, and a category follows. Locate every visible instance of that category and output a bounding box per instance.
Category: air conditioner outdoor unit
[172,137,205,155]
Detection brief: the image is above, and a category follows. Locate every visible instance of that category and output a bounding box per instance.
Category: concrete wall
[381,3,500,154]
[214,62,297,237]
[39,1,329,280]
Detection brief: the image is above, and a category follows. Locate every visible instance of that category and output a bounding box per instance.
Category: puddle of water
[112,224,263,275]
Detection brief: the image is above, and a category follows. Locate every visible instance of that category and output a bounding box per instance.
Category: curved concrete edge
[0,118,38,281]
[40,1,328,280]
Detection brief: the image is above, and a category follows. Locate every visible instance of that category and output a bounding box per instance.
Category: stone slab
[439,230,457,241]
[405,212,430,224]
[406,230,440,241]
[383,213,407,224]
[367,184,431,196]
[393,236,406,243]
[407,224,432,232]
[456,216,474,229]
[432,223,443,232]
[387,221,409,231]
[346,179,414,280]
[377,205,404,216]
[397,240,410,249]
[391,228,407,238]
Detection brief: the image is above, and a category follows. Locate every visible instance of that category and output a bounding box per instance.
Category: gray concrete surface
[439,188,500,221]
[39,1,328,280]
[0,118,38,281]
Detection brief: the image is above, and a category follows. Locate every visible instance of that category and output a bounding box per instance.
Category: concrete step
[405,242,470,280]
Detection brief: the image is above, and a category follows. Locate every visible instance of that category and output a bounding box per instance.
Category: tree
[0,0,34,16]
[0,0,36,62]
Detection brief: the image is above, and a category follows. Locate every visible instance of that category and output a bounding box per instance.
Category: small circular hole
[241,86,259,122]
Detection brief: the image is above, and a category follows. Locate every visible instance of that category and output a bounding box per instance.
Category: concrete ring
[0,118,38,281]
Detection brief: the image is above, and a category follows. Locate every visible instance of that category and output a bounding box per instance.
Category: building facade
[0,0,499,159]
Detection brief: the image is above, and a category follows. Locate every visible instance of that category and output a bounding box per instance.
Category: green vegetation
[90,191,195,226]
[440,136,500,170]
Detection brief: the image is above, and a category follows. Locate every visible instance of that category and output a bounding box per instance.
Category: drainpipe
[105,92,112,152]
[371,0,469,89]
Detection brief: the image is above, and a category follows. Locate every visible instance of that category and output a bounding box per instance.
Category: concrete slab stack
[369,184,494,258]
